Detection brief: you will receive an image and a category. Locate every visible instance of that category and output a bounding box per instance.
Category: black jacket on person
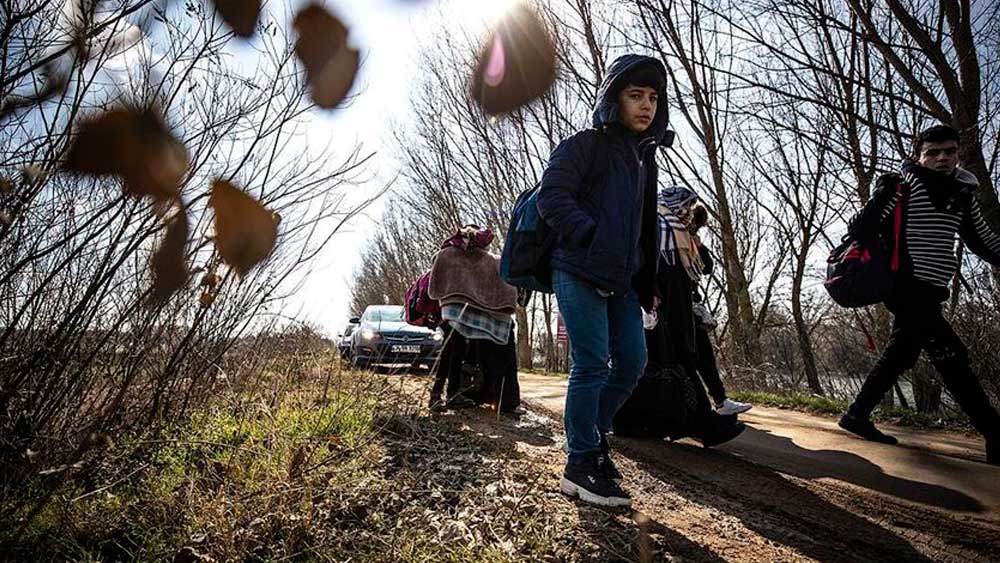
[537,54,672,309]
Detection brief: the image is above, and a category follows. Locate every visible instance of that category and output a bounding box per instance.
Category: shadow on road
[728,426,984,513]
[618,435,940,563]
[573,504,727,562]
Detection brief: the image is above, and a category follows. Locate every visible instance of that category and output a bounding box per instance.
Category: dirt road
[513,371,1000,562]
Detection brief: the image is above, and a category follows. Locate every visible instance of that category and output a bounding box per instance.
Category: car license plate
[391,345,420,354]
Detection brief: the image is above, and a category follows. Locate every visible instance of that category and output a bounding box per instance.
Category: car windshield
[366,307,404,322]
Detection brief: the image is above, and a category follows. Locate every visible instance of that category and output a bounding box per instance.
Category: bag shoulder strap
[890,181,907,271]
[575,128,609,200]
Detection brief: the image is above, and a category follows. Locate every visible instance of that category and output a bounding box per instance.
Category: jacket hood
[592,54,672,146]
[901,160,976,212]
[953,167,980,187]
[658,185,699,212]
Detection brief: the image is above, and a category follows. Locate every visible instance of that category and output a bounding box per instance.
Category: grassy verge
[729,390,970,429]
[5,368,613,562]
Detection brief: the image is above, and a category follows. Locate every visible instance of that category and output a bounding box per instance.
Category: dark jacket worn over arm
[633,153,661,311]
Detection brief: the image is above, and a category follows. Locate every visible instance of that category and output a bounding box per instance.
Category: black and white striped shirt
[878,167,1000,289]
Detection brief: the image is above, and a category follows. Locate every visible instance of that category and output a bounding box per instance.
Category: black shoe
[987,440,998,466]
[445,395,476,409]
[839,413,898,445]
[598,435,623,484]
[699,419,746,448]
[560,453,631,507]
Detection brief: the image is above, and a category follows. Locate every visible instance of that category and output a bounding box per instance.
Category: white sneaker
[715,398,752,416]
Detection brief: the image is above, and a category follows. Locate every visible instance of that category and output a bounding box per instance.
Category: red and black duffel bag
[824,183,906,308]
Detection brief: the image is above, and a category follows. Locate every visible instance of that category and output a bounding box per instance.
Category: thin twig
[70,462,150,503]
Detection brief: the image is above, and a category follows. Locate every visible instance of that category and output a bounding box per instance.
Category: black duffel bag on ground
[614,363,701,440]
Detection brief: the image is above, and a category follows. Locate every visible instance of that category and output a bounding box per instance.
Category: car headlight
[361,329,376,341]
[432,329,444,341]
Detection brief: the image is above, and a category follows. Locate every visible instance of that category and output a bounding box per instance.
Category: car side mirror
[349,317,360,324]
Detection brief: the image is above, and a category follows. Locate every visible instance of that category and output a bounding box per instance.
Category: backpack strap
[890,182,906,272]
[580,129,609,198]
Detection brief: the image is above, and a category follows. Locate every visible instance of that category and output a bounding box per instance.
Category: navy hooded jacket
[536,54,671,307]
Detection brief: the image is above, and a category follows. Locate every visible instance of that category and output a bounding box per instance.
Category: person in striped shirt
[838,125,1000,466]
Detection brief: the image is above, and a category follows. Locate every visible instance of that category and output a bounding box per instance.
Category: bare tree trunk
[516,305,532,369]
[791,253,824,395]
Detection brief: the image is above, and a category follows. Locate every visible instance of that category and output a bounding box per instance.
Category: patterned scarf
[657,186,704,281]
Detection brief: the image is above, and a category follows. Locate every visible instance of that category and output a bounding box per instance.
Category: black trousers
[695,326,727,405]
[850,281,1000,441]
[432,325,466,398]
[432,325,521,410]
[465,328,521,412]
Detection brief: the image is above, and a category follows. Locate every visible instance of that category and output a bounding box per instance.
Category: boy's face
[918,140,960,175]
[618,85,658,134]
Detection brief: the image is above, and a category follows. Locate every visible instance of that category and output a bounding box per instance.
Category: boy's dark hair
[913,124,960,157]
[616,64,664,95]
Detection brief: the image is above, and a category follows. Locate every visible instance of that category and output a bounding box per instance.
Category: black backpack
[500,131,607,293]
[824,182,906,308]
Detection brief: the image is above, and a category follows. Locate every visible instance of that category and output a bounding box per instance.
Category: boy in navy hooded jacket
[538,54,671,507]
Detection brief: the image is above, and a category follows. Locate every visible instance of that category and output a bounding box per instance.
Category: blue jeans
[553,269,646,461]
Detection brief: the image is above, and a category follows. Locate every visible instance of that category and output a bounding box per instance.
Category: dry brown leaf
[209,179,278,276]
[64,107,189,201]
[150,208,190,301]
[0,178,12,195]
[293,4,358,109]
[213,0,261,38]
[200,272,220,288]
[199,291,216,307]
[470,5,556,116]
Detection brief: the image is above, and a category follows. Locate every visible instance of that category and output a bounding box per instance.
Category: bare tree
[1,0,371,503]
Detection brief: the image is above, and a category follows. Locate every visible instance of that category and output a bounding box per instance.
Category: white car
[349,305,443,370]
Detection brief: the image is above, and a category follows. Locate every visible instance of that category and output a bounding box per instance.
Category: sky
[274,0,521,336]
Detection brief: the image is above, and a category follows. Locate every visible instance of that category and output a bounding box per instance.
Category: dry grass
[3,364,641,562]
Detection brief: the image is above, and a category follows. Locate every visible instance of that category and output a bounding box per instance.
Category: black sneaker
[560,453,631,507]
[445,395,476,410]
[598,435,623,484]
[699,419,746,448]
[839,413,898,445]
